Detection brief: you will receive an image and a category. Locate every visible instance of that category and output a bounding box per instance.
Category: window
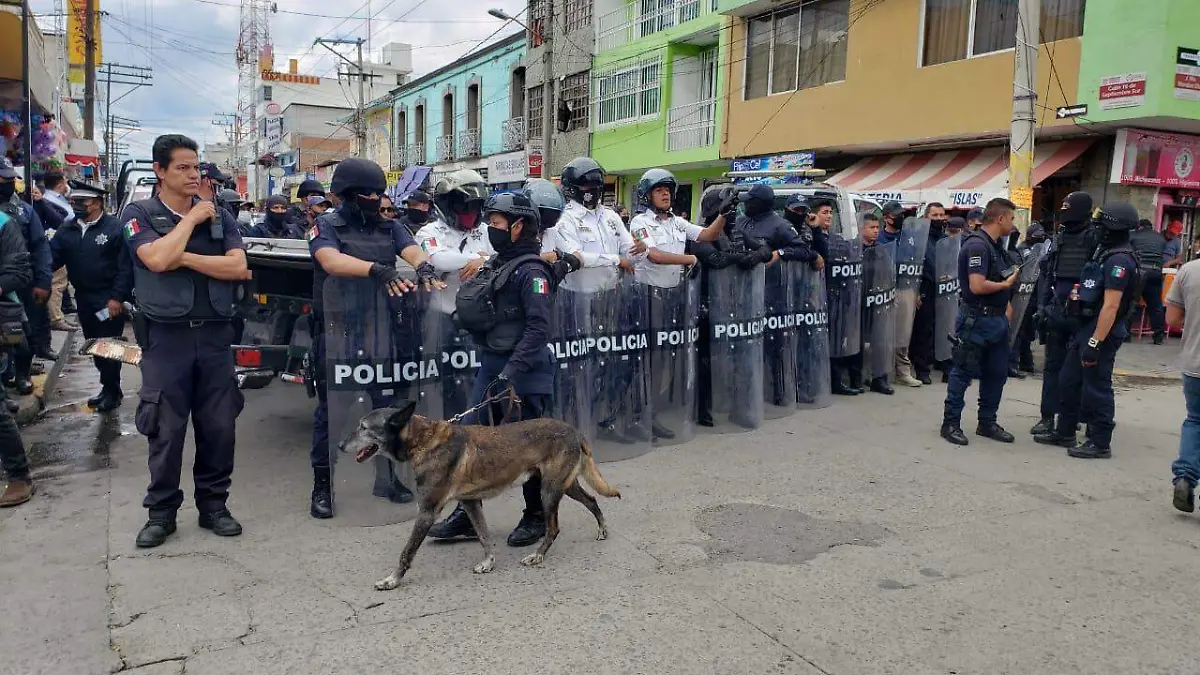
[564,0,592,33]
[529,0,551,48]
[414,104,425,146]
[442,92,454,137]
[467,84,480,131]
[743,0,848,100]
[559,72,590,132]
[261,86,273,101]
[511,68,526,119]
[922,0,1085,66]
[594,54,663,126]
[527,84,545,139]
[396,110,407,147]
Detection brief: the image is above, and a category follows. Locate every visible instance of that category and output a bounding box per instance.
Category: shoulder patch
[123,219,140,239]
[306,224,319,241]
[531,277,549,295]
[968,255,983,266]
[1112,265,1126,279]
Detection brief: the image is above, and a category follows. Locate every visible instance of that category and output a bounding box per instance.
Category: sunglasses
[380,206,398,213]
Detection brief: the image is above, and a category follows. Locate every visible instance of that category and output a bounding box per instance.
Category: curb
[1112,367,1181,387]
[14,328,78,426]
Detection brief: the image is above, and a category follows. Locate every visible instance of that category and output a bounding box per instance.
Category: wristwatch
[1087,337,1100,348]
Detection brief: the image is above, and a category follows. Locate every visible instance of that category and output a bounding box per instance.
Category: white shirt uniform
[628,211,704,288]
[415,215,493,314]
[554,201,639,293]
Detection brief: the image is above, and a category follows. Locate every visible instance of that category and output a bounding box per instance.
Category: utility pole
[315,37,373,157]
[83,0,96,139]
[1007,0,1040,233]
[98,64,153,179]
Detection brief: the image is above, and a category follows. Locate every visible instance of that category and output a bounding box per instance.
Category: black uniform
[0,209,32,483]
[0,197,52,384]
[1129,224,1167,340]
[911,223,946,381]
[123,196,246,534]
[50,212,133,396]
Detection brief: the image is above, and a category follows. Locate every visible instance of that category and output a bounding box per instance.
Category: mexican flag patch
[421,237,437,253]
[532,277,549,295]
[123,219,140,239]
[306,224,319,241]
[1112,266,1126,279]
[635,227,650,241]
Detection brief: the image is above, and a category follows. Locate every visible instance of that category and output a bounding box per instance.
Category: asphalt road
[0,349,1194,675]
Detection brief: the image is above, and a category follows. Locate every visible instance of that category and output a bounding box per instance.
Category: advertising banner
[1110,128,1200,190]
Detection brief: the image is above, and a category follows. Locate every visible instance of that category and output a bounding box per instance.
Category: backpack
[453,254,554,335]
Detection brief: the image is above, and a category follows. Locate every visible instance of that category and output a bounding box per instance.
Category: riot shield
[324,277,438,526]
[550,276,652,462]
[894,217,932,350]
[644,276,699,446]
[933,235,962,363]
[862,241,898,382]
[825,233,863,359]
[762,261,797,419]
[702,264,766,432]
[1009,241,1050,348]
[421,290,477,421]
[793,262,832,409]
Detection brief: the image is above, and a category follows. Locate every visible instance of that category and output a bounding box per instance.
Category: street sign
[1055,104,1088,119]
[265,102,282,116]
[1175,47,1200,101]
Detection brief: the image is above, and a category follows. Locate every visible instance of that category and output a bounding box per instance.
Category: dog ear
[386,401,418,434]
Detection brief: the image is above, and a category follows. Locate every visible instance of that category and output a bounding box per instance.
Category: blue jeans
[1171,374,1200,485]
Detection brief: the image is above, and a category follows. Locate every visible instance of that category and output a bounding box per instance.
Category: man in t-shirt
[1167,257,1200,513]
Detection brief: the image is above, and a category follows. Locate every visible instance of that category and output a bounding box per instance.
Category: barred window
[594,54,662,126]
[564,0,592,33]
[527,84,545,140]
[559,72,590,132]
[529,0,551,48]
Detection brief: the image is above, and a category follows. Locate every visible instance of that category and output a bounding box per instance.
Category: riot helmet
[330,158,388,225]
[1057,191,1094,230]
[218,189,246,208]
[297,179,326,199]
[700,184,738,226]
[561,157,606,209]
[738,183,775,219]
[637,168,678,215]
[1093,202,1139,233]
[522,178,565,230]
[434,169,489,230]
[1025,221,1048,243]
[483,192,541,254]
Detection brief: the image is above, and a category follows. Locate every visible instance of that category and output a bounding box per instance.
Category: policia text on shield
[940,198,1021,447]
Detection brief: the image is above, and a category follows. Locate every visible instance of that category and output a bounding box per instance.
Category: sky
[29,0,525,159]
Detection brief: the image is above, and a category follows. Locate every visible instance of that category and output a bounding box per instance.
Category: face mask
[406,208,429,225]
[72,206,90,221]
[0,182,14,202]
[266,212,287,228]
[353,195,383,225]
[580,188,602,209]
[784,210,808,228]
[488,226,513,254]
[621,215,630,226]
[742,198,771,218]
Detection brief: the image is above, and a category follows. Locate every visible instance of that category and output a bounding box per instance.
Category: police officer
[303,194,333,233]
[912,202,949,385]
[1129,218,1167,344]
[0,158,53,394]
[122,134,251,548]
[291,179,327,228]
[1009,221,1049,377]
[628,168,723,438]
[552,157,642,442]
[397,189,432,235]
[307,158,442,519]
[51,182,132,412]
[217,189,251,235]
[427,192,558,548]
[198,162,232,207]
[853,212,894,395]
[250,194,305,239]
[1030,192,1097,437]
[1035,203,1142,459]
[878,201,906,245]
[690,185,771,426]
[940,198,1021,446]
[0,207,34,507]
[966,207,985,232]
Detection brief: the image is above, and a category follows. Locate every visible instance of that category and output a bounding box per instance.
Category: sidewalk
[11,327,77,425]
[1113,335,1183,385]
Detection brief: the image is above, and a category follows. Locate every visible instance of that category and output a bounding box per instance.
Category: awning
[829,139,1093,209]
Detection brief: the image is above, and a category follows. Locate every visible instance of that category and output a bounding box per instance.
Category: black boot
[1033,430,1076,448]
[846,371,866,395]
[940,424,969,446]
[135,512,178,548]
[976,423,1015,443]
[94,388,123,413]
[651,419,675,440]
[1029,417,1055,436]
[427,505,477,540]
[310,468,333,519]
[918,373,933,385]
[831,381,860,396]
[869,377,894,395]
[1068,439,1112,459]
[11,379,32,396]
[1173,478,1195,513]
[1007,365,1025,379]
[507,510,546,547]
[87,389,106,407]
[1153,332,1165,345]
[198,509,243,536]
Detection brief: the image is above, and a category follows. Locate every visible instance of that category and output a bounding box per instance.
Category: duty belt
[965,304,1007,318]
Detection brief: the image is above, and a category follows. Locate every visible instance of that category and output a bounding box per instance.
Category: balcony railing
[435,135,455,163]
[502,117,525,151]
[596,0,708,52]
[666,98,716,152]
[406,143,425,167]
[458,128,481,158]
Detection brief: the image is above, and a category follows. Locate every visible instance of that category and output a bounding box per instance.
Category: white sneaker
[897,374,922,387]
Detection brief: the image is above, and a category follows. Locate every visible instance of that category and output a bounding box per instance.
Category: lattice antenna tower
[235,0,274,171]
[53,0,67,118]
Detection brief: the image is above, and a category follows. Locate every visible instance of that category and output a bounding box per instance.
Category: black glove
[756,244,774,264]
[685,262,702,279]
[718,193,737,217]
[415,260,439,286]
[1081,341,1100,367]
[736,251,760,269]
[559,251,582,273]
[368,263,402,286]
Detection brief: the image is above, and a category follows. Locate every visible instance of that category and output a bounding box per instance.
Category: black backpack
[454,254,554,334]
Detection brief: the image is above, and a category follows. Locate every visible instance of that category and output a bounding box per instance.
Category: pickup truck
[233,237,317,391]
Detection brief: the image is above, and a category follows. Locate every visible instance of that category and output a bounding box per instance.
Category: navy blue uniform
[248,217,306,239]
[51,214,133,391]
[911,229,945,379]
[123,198,246,517]
[0,212,32,481]
[1057,249,1138,449]
[0,199,52,375]
[943,231,1014,429]
[308,208,418,472]
[878,228,902,246]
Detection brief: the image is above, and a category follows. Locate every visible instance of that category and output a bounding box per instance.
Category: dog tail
[579,437,621,499]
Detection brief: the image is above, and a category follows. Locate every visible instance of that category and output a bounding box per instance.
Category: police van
[723,167,872,243]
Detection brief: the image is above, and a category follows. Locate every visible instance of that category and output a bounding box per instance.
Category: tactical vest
[455,254,555,354]
[1129,229,1166,273]
[131,198,236,322]
[0,198,28,229]
[311,210,397,316]
[1053,225,1098,281]
[1074,245,1143,324]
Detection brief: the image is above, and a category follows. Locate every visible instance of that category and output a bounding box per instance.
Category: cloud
[30,0,527,160]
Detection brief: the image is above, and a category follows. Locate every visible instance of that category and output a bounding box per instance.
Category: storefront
[1109,128,1200,260]
[486,150,528,194]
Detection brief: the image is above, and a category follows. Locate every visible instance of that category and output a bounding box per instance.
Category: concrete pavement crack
[113,655,188,672]
[702,589,834,675]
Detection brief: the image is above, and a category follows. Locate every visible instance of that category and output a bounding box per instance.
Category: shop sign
[1111,128,1200,190]
[1099,72,1147,110]
[730,152,815,173]
[859,191,907,204]
[949,191,986,208]
[487,151,528,185]
[527,149,544,178]
[1175,48,1200,101]
[264,117,283,153]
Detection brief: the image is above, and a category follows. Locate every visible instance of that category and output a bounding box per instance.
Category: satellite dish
[268,167,285,177]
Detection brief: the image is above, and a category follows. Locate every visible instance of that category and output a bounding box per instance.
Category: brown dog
[340,402,621,591]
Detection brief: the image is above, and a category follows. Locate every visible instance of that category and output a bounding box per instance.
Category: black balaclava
[1058,191,1094,233]
[0,182,15,202]
[345,189,383,226]
[405,208,429,226]
[742,195,772,218]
